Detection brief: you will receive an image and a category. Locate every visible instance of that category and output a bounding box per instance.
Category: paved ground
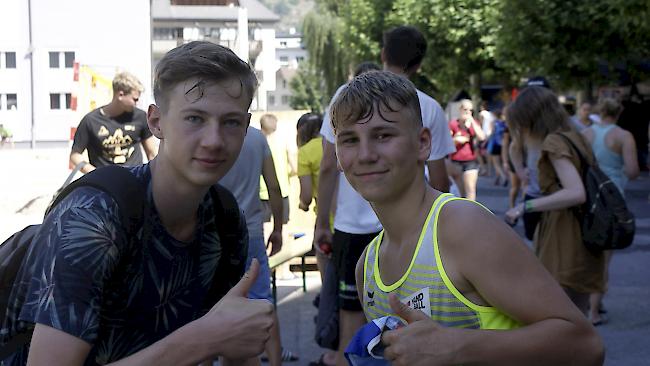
[1,146,649,365]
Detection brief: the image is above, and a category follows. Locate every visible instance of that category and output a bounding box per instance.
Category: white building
[0,0,152,144]
[152,0,280,111]
[267,30,308,111]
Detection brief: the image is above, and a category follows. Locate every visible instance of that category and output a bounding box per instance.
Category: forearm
[298,177,313,207]
[520,187,585,213]
[108,322,208,366]
[451,319,603,366]
[70,152,95,173]
[315,143,337,229]
[268,188,284,232]
[426,159,450,192]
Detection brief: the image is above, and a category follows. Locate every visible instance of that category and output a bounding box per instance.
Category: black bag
[0,165,245,359]
[558,133,635,251]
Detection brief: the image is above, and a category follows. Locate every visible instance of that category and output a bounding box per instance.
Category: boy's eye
[186,115,204,124]
[224,119,242,127]
[339,137,358,145]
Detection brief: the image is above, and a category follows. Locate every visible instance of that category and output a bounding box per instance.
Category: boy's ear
[147,104,163,139]
[418,127,432,162]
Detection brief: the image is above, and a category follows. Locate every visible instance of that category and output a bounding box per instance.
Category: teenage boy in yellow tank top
[329,71,604,366]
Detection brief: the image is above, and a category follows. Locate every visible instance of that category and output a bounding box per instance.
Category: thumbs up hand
[382,293,456,366]
[195,259,274,360]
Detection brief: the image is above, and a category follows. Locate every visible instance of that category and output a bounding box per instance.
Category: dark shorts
[451,159,480,172]
[261,197,290,224]
[523,194,542,240]
[487,144,502,156]
[332,230,380,311]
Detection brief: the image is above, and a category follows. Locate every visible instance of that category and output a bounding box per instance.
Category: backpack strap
[555,133,592,179]
[45,165,146,234]
[202,184,248,308]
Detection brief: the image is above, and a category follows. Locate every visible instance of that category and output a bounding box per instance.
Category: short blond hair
[330,71,421,134]
[112,72,144,95]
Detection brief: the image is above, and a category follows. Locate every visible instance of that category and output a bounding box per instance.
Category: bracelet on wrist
[524,200,534,213]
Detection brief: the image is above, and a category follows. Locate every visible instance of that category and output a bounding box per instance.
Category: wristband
[524,200,534,213]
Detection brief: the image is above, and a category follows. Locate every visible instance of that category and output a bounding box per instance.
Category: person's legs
[589,251,613,325]
[564,287,590,316]
[448,160,465,197]
[490,154,507,185]
[508,171,521,208]
[462,166,479,201]
[331,230,378,366]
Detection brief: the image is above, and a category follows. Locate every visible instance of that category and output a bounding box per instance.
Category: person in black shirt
[70,72,157,173]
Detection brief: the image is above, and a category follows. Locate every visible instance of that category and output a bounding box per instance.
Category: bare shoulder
[437,198,524,259]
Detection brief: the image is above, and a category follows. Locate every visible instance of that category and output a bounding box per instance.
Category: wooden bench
[268,232,315,306]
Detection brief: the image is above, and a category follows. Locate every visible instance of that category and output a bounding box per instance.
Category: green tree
[289,63,326,113]
[496,0,650,92]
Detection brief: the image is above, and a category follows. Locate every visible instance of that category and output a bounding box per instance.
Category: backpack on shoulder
[557,133,635,251]
[0,165,245,359]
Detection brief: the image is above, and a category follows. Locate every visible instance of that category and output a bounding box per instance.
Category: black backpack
[558,133,635,251]
[0,165,245,359]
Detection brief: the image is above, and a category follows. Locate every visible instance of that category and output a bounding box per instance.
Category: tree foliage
[298,0,650,104]
[289,63,327,112]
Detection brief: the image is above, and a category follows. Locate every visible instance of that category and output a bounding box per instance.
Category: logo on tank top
[402,287,431,317]
[366,290,375,307]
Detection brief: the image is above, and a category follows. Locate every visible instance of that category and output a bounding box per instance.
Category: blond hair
[112,72,144,95]
[330,71,421,134]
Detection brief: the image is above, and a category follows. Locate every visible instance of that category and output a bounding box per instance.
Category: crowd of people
[0,23,648,366]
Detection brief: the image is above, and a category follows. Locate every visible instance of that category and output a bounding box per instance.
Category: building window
[297,56,304,64]
[49,52,59,68]
[280,56,288,63]
[50,93,61,109]
[5,52,16,68]
[6,94,17,109]
[282,80,287,89]
[280,41,287,47]
[64,52,75,68]
[281,95,289,104]
[268,95,275,106]
[65,93,72,109]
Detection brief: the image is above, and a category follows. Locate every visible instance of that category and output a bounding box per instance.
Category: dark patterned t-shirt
[1,164,247,365]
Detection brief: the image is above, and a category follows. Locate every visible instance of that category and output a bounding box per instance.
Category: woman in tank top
[581,97,639,325]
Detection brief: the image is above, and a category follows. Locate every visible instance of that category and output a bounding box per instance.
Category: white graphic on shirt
[402,287,431,317]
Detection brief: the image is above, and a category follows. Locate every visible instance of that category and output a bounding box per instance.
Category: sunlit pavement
[1,147,649,365]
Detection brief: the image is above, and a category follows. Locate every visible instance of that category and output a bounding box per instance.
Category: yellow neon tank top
[362,193,519,330]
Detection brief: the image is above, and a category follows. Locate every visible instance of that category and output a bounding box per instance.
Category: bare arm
[298,175,313,211]
[509,138,526,183]
[141,137,158,161]
[621,131,639,180]
[383,202,604,365]
[314,139,338,248]
[69,152,95,174]
[426,159,450,192]
[506,157,585,223]
[355,246,369,306]
[262,155,284,256]
[471,118,487,141]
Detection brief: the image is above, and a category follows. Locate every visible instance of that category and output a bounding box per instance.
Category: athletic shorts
[451,159,480,172]
[261,196,290,224]
[332,230,380,311]
[245,235,272,302]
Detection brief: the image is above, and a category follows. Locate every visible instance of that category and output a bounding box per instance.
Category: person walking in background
[501,115,523,209]
[447,99,486,200]
[260,114,296,229]
[572,101,594,131]
[0,123,14,148]
[505,86,606,315]
[582,97,639,325]
[70,72,157,173]
[477,101,495,176]
[486,107,509,186]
